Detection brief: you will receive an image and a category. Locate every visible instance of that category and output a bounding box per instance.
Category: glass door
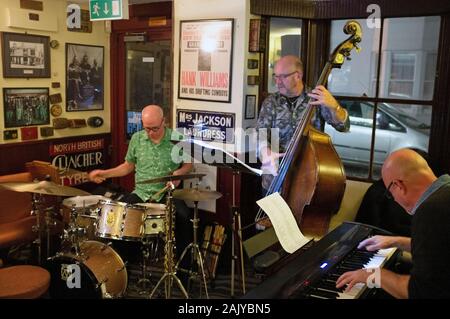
[125,40,172,140]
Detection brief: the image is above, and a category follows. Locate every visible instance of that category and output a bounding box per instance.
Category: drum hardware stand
[31,194,58,264]
[136,236,155,295]
[62,205,85,255]
[43,206,57,260]
[149,184,188,299]
[230,170,246,297]
[176,199,209,299]
[30,193,43,264]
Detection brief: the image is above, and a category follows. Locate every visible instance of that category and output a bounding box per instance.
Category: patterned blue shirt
[256,89,350,190]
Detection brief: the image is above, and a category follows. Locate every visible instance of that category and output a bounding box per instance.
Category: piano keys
[243,222,399,299]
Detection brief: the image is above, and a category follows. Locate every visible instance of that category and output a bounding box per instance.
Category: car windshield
[380,103,431,132]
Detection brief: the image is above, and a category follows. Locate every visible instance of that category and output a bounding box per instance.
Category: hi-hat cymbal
[137,173,206,184]
[0,181,91,197]
[173,188,222,202]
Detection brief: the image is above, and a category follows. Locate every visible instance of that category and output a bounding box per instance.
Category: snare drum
[47,240,127,299]
[136,203,166,237]
[96,200,146,241]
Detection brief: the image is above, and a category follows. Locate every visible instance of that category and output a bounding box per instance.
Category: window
[327,17,440,180]
[388,53,415,98]
[266,17,302,93]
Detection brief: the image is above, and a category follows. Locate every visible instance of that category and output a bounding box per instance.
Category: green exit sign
[89,0,129,21]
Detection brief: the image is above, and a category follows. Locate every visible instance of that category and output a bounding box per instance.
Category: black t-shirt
[408,183,450,298]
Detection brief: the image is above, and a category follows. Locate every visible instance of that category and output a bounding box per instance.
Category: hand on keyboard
[335,269,372,292]
[358,235,395,251]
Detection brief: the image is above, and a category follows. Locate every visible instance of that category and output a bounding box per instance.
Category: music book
[256,192,310,253]
[177,138,262,176]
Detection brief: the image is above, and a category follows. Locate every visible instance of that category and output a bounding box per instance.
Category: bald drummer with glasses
[88,105,194,275]
[256,55,350,195]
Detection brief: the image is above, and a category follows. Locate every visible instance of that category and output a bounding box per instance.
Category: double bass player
[256,55,350,196]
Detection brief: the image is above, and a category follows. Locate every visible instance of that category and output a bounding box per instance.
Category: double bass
[261,21,362,237]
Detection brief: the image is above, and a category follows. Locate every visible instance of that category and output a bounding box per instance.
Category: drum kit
[0,173,221,299]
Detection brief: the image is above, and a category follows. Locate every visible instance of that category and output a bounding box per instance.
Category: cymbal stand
[176,200,209,299]
[230,170,246,297]
[44,207,57,260]
[30,193,43,265]
[149,184,188,299]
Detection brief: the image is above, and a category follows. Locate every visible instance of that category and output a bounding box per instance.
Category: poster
[178,19,234,103]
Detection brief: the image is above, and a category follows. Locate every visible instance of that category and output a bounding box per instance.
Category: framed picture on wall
[178,19,234,103]
[66,43,104,111]
[1,32,51,78]
[245,95,256,119]
[3,88,50,128]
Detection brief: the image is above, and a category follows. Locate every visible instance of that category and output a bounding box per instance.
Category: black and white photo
[245,95,256,119]
[1,32,50,78]
[3,88,50,128]
[66,43,104,111]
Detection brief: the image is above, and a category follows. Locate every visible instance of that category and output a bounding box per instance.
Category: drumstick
[150,185,170,201]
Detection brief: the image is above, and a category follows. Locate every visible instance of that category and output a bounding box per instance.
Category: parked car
[325,100,430,175]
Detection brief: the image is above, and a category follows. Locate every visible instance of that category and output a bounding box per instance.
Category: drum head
[46,255,102,299]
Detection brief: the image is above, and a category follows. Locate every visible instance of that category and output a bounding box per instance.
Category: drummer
[88,104,193,275]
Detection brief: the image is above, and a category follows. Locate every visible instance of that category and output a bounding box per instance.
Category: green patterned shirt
[125,128,185,202]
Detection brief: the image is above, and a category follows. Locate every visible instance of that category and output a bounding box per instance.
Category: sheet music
[256,192,310,253]
[180,138,262,176]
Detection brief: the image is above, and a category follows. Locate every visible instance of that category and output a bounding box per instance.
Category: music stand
[177,139,262,297]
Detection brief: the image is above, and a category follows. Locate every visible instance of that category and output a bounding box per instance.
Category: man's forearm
[392,236,411,252]
[102,162,134,179]
[380,269,410,299]
[175,163,193,176]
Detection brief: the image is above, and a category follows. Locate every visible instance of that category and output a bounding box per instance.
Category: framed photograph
[245,95,256,119]
[65,43,104,111]
[1,32,50,78]
[3,88,50,128]
[178,19,234,103]
[248,18,267,53]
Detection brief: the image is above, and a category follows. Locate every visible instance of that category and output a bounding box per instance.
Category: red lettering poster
[178,19,233,103]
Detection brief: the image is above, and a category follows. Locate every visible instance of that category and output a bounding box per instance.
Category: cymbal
[173,188,222,202]
[0,181,91,197]
[63,195,109,208]
[137,173,206,184]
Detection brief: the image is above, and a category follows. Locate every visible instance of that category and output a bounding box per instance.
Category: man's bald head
[382,148,436,213]
[382,149,433,183]
[276,55,303,73]
[142,105,164,122]
[141,105,165,142]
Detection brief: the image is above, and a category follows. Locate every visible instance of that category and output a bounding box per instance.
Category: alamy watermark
[366,267,381,289]
[67,4,81,29]
[366,4,381,29]
[169,127,282,175]
[62,263,81,289]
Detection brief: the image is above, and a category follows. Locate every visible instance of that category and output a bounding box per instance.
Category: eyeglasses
[384,181,394,199]
[144,119,164,132]
[272,71,298,81]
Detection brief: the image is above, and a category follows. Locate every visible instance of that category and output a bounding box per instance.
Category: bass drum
[47,241,127,299]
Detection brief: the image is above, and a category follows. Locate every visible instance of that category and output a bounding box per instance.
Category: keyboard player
[336,149,450,299]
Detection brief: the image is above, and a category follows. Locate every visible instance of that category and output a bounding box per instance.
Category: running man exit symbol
[89,0,129,21]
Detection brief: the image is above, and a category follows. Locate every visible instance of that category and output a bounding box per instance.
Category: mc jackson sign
[176,109,235,143]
